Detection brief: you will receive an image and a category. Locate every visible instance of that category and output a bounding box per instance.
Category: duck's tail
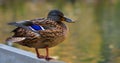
[6,37,26,43]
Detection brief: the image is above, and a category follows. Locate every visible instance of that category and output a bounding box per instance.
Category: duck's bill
[64,17,74,23]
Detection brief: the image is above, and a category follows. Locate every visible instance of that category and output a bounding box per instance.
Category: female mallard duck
[6,10,73,60]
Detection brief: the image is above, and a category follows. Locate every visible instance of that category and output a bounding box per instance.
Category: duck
[6,10,73,60]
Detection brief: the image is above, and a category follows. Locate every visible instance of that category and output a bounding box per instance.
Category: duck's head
[47,10,73,23]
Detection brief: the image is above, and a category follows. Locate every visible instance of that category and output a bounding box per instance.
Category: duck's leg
[35,48,44,58]
[45,47,53,60]
[46,47,49,59]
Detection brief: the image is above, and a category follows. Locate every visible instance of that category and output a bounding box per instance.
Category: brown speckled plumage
[12,18,67,48]
[6,10,73,60]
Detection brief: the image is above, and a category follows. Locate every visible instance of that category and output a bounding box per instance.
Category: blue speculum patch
[30,24,44,31]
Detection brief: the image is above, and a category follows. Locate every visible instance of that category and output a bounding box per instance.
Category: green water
[0,0,120,63]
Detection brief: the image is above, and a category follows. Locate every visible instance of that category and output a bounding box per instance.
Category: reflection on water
[0,0,120,63]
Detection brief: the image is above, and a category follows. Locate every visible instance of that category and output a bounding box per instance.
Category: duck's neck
[47,16,61,22]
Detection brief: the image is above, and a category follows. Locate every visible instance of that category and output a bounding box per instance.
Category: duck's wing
[8,20,39,33]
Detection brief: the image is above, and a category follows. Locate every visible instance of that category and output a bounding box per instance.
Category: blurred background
[0,0,120,63]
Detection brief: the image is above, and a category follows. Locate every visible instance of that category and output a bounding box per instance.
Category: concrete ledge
[0,44,65,63]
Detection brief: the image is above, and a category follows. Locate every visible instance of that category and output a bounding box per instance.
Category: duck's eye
[61,17,66,21]
[30,24,44,31]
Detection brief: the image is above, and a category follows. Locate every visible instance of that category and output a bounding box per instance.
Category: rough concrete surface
[0,44,65,63]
